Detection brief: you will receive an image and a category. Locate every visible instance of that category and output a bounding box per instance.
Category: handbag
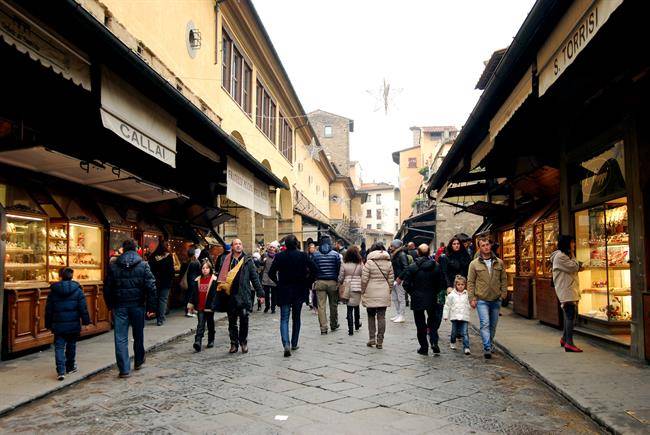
[179,263,191,291]
[338,264,359,301]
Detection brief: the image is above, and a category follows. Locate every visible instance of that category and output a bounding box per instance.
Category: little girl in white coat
[443,275,472,355]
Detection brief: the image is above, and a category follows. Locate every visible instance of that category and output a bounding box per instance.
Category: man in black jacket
[399,244,446,355]
[216,238,265,354]
[268,234,318,357]
[104,239,157,378]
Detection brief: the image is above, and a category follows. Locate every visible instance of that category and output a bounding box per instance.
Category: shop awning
[0,146,185,203]
[0,0,91,91]
[463,201,512,218]
[488,66,533,142]
[100,67,177,168]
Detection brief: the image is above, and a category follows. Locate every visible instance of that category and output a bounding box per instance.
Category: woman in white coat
[550,235,582,353]
[361,242,394,349]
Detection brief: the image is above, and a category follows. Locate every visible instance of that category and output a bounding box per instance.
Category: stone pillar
[263,189,279,243]
[236,207,256,254]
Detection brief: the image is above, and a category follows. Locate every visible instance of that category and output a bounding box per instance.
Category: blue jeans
[476,299,500,352]
[280,302,302,349]
[54,333,78,375]
[450,320,470,349]
[113,306,145,375]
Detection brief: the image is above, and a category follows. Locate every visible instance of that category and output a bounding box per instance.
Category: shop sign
[100,67,177,167]
[538,0,623,97]
[100,109,175,167]
[0,0,91,90]
[226,158,271,216]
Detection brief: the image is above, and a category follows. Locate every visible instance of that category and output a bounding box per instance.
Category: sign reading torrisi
[538,0,623,96]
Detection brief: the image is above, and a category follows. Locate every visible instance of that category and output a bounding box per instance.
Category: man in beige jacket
[467,237,508,359]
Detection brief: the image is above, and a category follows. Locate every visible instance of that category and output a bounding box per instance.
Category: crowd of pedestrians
[44,229,584,379]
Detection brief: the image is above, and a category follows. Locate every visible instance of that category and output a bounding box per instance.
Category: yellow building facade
[85,0,334,251]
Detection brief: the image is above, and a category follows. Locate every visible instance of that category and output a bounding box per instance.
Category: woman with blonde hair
[338,245,363,335]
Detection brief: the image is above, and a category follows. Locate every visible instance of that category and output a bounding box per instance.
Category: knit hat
[391,239,403,248]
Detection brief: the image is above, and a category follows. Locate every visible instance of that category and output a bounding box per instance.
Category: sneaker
[118,372,131,378]
[57,374,65,381]
[331,325,340,331]
[464,348,471,355]
[393,315,405,323]
[390,315,398,321]
[66,366,78,374]
[484,352,492,359]
[321,331,328,335]
[490,345,496,354]
[449,343,456,350]
[284,348,291,357]
[376,343,383,349]
[206,341,214,349]
[432,344,440,355]
[291,346,299,351]
[367,340,375,347]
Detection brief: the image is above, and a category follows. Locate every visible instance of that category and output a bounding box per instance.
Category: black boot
[207,340,214,348]
[193,342,201,352]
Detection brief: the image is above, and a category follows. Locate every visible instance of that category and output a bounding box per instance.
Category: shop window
[570,140,625,208]
[5,213,47,284]
[575,197,630,323]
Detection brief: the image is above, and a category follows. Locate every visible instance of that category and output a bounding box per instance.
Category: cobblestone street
[0,307,603,434]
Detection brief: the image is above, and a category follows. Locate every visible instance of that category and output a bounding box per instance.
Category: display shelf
[5,263,47,269]
[583,288,631,296]
[5,247,34,253]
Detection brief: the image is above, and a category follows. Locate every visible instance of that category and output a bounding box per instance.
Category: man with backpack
[312,236,342,334]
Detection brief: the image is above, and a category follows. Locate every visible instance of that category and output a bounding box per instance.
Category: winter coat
[400,257,446,310]
[443,290,471,322]
[187,274,218,312]
[550,250,581,303]
[261,255,277,287]
[149,252,175,290]
[338,261,363,307]
[361,250,394,308]
[439,249,472,289]
[105,250,157,311]
[45,280,91,335]
[391,247,409,278]
[185,259,202,287]
[312,241,341,281]
[229,255,264,310]
[268,249,318,306]
[467,254,507,302]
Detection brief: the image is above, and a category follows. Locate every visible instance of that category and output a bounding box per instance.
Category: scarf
[217,252,233,282]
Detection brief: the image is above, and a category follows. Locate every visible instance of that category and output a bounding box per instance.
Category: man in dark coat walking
[104,239,157,378]
[399,243,447,355]
[268,234,318,357]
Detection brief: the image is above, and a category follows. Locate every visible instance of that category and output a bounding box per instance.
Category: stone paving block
[319,381,361,392]
[285,386,344,404]
[320,397,378,413]
[366,391,416,407]
[341,386,384,399]
[395,399,461,419]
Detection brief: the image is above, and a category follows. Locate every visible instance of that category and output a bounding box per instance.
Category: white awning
[470,135,494,170]
[0,146,185,203]
[0,0,91,91]
[100,67,177,167]
[489,66,533,141]
[537,0,623,97]
[226,157,271,216]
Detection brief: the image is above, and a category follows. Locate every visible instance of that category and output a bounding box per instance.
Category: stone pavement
[0,310,207,416]
[471,308,650,434]
[0,305,604,434]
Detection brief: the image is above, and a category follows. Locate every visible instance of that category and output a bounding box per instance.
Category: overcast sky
[253,0,536,185]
